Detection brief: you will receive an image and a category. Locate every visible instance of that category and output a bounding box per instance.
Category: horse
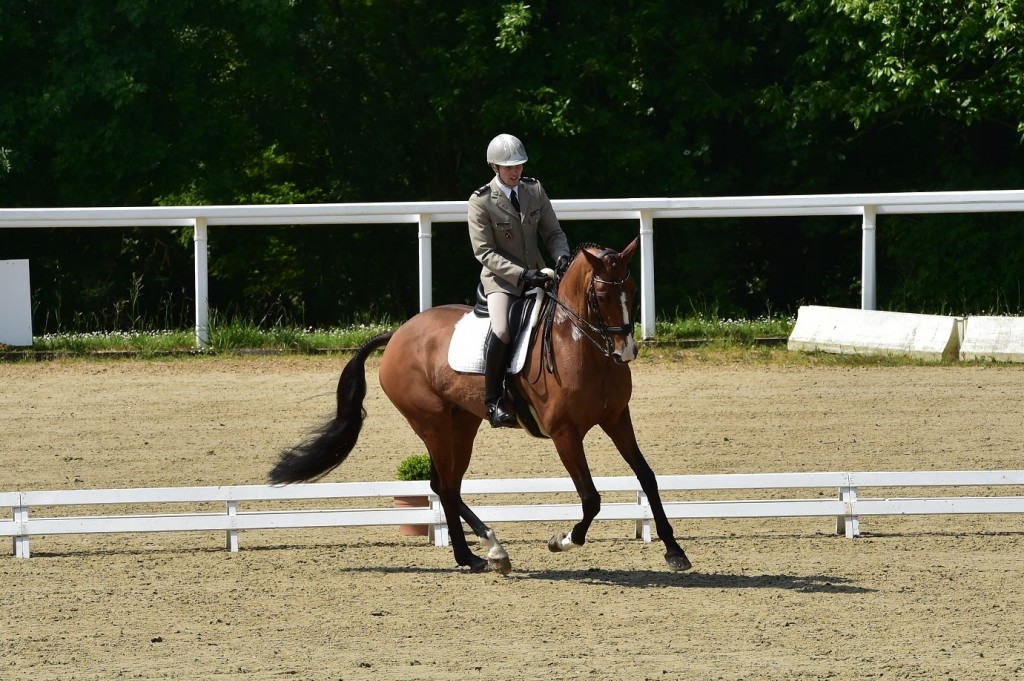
[269,237,692,574]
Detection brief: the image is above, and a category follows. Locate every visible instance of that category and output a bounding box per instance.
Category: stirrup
[487,402,517,428]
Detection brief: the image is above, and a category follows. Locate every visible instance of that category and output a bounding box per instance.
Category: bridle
[587,273,635,338]
[539,256,636,372]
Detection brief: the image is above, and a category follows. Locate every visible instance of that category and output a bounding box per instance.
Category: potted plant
[394,454,432,537]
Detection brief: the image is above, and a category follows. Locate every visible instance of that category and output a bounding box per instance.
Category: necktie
[510,189,520,213]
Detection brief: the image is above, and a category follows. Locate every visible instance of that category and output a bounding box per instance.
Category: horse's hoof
[548,531,569,552]
[665,551,692,572]
[465,556,489,573]
[489,556,512,575]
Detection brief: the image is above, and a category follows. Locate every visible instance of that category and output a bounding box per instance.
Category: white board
[787,305,960,361]
[0,259,32,347]
[960,315,1024,362]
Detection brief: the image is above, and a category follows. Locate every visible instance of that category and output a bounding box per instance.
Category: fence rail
[4,189,1024,345]
[4,470,1023,559]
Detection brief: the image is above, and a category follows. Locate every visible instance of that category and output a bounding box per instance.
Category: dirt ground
[2,351,1023,680]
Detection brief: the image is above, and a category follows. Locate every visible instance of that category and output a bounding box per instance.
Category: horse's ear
[620,236,640,264]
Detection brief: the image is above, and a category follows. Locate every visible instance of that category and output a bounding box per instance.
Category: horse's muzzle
[612,336,638,363]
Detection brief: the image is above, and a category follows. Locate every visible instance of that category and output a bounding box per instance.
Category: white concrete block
[0,259,33,346]
[787,305,960,361]
[960,315,1024,362]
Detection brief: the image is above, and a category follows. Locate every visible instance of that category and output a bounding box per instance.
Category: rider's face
[496,164,523,187]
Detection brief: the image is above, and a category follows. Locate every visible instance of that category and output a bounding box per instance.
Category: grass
[655,313,794,344]
[27,330,198,355]
[13,315,792,357]
[20,322,392,356]
[1,313,968,367]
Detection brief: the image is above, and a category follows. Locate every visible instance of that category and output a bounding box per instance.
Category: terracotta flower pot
[393,495,430,536]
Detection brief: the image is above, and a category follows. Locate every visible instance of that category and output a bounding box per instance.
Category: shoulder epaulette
[472,185,489,197]
[520,176,538,184]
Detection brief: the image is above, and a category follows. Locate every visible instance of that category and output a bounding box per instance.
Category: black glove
[555,254,571,276]
[522,268,551,288]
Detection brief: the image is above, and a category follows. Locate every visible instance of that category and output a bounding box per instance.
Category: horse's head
[560,237,639,363]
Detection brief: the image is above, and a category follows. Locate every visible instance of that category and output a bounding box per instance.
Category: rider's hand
[522,268,551,288]
[555,254,571,276]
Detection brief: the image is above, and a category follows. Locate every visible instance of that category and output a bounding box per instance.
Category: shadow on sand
[516,567,874,593]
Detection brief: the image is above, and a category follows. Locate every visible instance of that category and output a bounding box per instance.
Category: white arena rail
[4,189,1024,344]
[3,471,1023,559]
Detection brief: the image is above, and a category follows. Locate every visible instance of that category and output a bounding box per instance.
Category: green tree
[3,1,1024,331]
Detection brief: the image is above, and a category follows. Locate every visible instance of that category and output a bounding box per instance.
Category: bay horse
[269,237,692,574]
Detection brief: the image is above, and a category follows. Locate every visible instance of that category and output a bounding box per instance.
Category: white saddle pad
[447,310,536,375]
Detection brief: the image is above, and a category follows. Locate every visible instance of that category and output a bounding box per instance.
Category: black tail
[268,332,393,485]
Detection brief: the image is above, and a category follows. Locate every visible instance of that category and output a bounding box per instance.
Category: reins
[538,259,635,375]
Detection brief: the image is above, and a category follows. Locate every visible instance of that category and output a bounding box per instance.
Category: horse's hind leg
[444,496,511,574]
[601,407,692,571]
[442,408,511,574]
[416,408,510,574]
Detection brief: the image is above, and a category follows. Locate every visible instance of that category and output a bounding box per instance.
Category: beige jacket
[467,176,570,296]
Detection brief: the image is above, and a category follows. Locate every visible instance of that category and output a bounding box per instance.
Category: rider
[468,133,571,428]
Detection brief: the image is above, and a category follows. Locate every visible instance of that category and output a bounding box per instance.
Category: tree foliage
[2,0,1023,332]
[780,1,1024,133]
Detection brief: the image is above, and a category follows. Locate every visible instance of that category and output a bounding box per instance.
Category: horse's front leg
[601,407,692,571]
[548,427,601,553]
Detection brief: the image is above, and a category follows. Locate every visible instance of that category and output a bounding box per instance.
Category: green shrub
[395,454,432,481]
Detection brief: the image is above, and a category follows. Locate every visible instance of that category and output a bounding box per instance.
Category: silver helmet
[486,133,528,167]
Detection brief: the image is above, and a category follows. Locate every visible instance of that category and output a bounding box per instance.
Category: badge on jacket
[497,221,513,240]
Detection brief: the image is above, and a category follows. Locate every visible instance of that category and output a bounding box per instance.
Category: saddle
[472,283,534,337]
[445,283,550,438]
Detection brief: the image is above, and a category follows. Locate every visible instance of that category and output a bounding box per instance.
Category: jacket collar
[491,177,526,218]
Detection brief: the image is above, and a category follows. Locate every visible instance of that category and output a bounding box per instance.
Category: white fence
[4,470,1023,559]
[4,189,1024,345]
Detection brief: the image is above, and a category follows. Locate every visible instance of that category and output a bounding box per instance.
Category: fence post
[193,218,210,348]
[418,214,432,312]
[635,491,651,542]
[226,500,239,552]
[430,494,448,547]
[837,483,859,538]
[861,205,876,311]
[639,209,655,339]
[14,503,29,558]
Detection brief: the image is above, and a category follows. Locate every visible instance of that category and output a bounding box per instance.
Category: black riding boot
[484,331,516,428]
